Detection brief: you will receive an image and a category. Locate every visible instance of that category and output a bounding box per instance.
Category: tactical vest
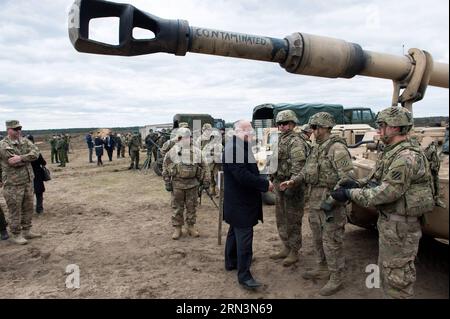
[274,131,307,180]
[304,136,349,189]
[170,148,203,181]
[371,141,434,217]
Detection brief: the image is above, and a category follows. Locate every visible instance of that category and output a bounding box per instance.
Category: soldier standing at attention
[56,135,67,167]
[128,132,142,170]
[49,135,59,164]
[331,107,434,299]
[0,120,41,245]
[163,128,210,240]
[281,112,354,296]
[270,110,309,267]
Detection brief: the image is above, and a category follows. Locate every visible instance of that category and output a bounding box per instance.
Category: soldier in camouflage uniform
[49,135,59,164]
[300,124,314,148]
[56,135,67,167]
[202,130,223,197]
[423,140,445,207]
[120,134,127,158]
[162,128,210,240]
[270,110,309,267]
[281,112,354,296]
[0,120,41,245]
[128,132,142,169]
[331,107,434,299]
[160,123,190,159]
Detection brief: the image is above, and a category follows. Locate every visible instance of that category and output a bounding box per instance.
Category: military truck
[253,103,376,129]
[173,114,215,131]
[68,0,449,240]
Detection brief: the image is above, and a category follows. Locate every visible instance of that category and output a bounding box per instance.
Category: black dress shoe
[239,279,262,290]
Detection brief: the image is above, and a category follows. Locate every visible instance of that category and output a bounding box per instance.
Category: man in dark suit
[104,132,116,162]
[223,120,274,290]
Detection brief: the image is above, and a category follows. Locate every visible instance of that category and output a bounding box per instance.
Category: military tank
[68,0,449,240]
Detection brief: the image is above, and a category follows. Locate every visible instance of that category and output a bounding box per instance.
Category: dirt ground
[0,137,448,299]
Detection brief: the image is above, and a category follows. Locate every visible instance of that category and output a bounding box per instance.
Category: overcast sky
[0,0,448,130]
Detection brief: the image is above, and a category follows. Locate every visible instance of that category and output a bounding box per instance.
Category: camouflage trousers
[51,148,59,163]
[3,183,34,234]
[209,163,222,190]
[309,206,346,273]
[58,149,66,166]
[130,150,140,168]
[378,216,421,299]
[274,182,305,252]
[172,187,198,227]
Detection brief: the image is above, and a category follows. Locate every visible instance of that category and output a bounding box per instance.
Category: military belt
[382,213,419,223]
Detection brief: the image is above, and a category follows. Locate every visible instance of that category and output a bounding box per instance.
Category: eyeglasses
[310,125,318,130]
[277,121,291,126]
[12,127,22,131]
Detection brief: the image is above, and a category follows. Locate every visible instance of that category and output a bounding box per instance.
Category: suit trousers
[225,225,254,283]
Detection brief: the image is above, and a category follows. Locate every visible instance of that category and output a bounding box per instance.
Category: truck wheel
[262,191,276,205]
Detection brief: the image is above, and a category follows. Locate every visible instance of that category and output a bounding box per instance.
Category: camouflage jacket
[128,135,141,151]
[56,138,67,150]
[162,144,210,190]
[202,139,223,165]
[293,135,354,189]
[272,130,308,182]
[0,136,39,186]
[49,138,57,149]
[160,139,176,159]
[349,140,434,217]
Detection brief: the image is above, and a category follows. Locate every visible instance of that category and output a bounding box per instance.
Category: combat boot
[302,264,330,280]
[22,229,42,240]
[270,246,290,260]
[319,272,344,296]
[187,225,200,238]
[172,226,182,240]
[9,233,28,245]
[282,250,299,267]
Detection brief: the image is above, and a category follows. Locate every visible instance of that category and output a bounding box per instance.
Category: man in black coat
[223,120,274,290]
[104,132,116,162]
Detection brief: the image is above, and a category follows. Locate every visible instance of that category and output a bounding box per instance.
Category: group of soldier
[0,106,442,298]
[157,107,439,299]
[49,134,70,167]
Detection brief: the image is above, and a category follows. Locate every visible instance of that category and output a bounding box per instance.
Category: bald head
[234,120,254,141]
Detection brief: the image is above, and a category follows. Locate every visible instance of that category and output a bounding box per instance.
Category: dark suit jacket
[31,153,47,193]
[104,135,116,150]
[223,136,269,228]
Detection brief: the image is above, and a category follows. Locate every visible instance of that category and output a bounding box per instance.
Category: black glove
[165,182,173,192]
[330,188,350,203]
[338,179,360,189]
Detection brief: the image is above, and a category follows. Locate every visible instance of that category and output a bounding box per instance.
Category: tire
[262,191,276,205]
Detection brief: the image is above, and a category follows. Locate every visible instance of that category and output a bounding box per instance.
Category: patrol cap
[6,120,22,130]
[179,122,189,128]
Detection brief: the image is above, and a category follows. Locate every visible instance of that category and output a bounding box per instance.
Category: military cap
[301,124,313,133]
[6,120,22,129]
[177,127,192,138]
[179,122,189,128]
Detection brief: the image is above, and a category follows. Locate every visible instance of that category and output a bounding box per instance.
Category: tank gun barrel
[68,0,449,89]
